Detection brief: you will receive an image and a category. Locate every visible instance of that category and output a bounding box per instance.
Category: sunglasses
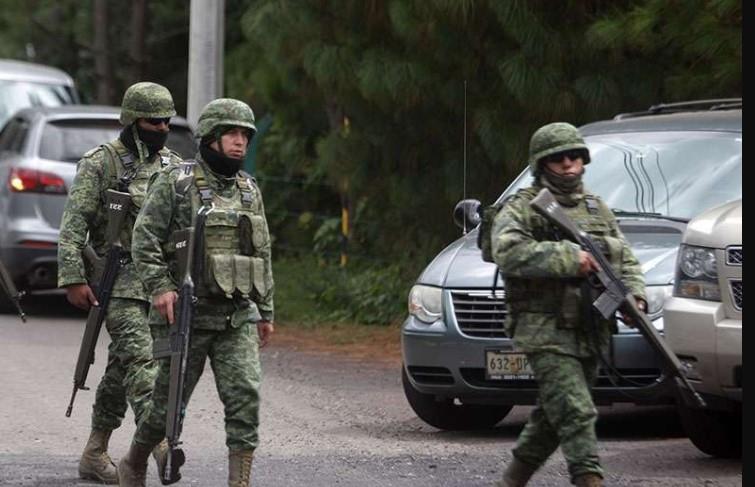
[542,149,586,164]
[145,117,171,126]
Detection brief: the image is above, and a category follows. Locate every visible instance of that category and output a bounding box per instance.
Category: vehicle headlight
[644,285,673,321]
[408,285,442,323]
[673,244,721,301]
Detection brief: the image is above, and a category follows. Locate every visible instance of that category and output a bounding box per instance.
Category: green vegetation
[0,0,741,326]
[273,256,417,327]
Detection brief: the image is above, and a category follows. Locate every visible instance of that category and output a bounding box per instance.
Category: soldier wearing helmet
[119,98,273,487]
[490,123,647,487]
[58,81,182,484]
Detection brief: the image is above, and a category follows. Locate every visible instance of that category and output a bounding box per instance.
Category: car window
[38,119,197,162]
[0,118,21,151]
[0,80,77,130]
[499,130,742,220]
[38,119,121,162]
[166,126,197,159]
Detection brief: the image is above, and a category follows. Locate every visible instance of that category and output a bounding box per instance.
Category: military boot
[117,442,152,487]
[79,429,118,484]
[497,457,538,487]
[151,439,169,479]
[574,473,603,487]
[228,449,254,487]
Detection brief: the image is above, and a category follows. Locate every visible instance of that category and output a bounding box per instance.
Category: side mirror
[453,199,481,232]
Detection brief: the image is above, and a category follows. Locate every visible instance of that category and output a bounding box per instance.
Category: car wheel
[677,402,742,458]
[401,366,512,430]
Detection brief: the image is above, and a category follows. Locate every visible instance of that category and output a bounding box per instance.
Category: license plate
[485,350,534,380]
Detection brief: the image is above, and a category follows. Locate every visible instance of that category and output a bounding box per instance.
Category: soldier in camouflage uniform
[58,82,182,484]
[118,98,274,487]
[491,123,647,487]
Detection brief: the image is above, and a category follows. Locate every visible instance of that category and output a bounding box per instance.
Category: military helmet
[528,122,590,172]
[119,82,176,126]
[196,98,256,140]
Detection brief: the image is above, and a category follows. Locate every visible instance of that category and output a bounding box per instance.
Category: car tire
[677,402,742,458]
[401,366,512,430]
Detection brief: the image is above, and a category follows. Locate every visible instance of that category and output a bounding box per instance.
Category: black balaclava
[200,128,244,178]
[119,124,168,158]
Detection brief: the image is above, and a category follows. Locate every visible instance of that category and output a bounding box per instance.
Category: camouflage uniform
[57,82,180,482]
[121,98,272,487]
[491,123,645,486]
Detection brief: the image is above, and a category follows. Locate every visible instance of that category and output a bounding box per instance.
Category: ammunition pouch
[203,254,268,299]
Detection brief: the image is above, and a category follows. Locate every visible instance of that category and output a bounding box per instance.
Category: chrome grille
[727,246,742,266]
[451,290,508,338]
[730,280,742,311]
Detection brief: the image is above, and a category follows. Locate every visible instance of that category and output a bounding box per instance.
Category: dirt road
[0,297,742,486]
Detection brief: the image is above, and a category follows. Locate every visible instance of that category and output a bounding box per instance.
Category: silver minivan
[0,58,80,130]
[401,100,742,430]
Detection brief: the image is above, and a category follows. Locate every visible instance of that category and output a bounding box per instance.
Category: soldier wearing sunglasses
[490,123,647,487]
[58,82,183,483]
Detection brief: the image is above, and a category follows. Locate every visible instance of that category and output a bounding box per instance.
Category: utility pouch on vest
[251,257,268,297]
[206,254,261,299]
[238,216,254,256]
[208,254,236,298]
[477,203,503,263]
[234,255,254,297]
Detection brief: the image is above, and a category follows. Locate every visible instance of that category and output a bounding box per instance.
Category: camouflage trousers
[91,297,156,431]
[512,352,602,481]
[134,319,262,451]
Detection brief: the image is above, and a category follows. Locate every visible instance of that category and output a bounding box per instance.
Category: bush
[273,257,414,326]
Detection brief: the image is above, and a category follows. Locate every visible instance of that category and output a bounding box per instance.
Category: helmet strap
[131,124,149,163]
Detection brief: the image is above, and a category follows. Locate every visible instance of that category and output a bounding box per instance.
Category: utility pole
[187,0,225,126]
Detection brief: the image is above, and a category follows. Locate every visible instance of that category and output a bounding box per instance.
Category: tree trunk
[129,0,147,84]
[93,0,113,104]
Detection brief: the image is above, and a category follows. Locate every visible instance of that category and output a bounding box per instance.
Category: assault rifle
[0,258,26,322]
[65,189,132,417]
[529,188,706,408]
[153,210,206,484]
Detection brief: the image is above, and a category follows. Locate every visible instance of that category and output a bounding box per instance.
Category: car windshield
[501,130,742,220]
[0,80,78,129]
[39,120,197,162]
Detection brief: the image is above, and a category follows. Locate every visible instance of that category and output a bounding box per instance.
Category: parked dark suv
[0,105,196,296]
[401,99,742,430]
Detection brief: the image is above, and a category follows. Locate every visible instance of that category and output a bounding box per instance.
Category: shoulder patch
[173,161,197,196]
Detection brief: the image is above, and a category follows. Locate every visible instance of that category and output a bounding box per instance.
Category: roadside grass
[271,256,408,363]
[272,256,409,327]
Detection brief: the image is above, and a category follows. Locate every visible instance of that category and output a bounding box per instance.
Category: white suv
[664,199,742,458]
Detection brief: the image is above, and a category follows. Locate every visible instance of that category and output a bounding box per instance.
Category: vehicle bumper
[0,230,59,289]
[402,313,674,406]
[664,296,742,408]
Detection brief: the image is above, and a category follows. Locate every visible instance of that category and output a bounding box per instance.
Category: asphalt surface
[0,295,743,486]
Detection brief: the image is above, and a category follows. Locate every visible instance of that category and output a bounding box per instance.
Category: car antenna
[462,80,468,235]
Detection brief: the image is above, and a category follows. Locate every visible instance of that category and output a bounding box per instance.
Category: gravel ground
[0,297,742,486]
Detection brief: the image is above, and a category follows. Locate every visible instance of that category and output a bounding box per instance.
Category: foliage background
[0,0,741,324]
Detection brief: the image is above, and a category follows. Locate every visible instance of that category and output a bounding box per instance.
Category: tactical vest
[102,141,172,252]
[175,161,270,301]
[502,187,623,331]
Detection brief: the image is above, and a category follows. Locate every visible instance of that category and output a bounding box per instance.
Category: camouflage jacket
[57,138,182,301]
[491,186,646,357]
[132,156,274,330]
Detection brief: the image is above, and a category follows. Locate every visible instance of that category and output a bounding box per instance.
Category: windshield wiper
[612,210,689,224]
